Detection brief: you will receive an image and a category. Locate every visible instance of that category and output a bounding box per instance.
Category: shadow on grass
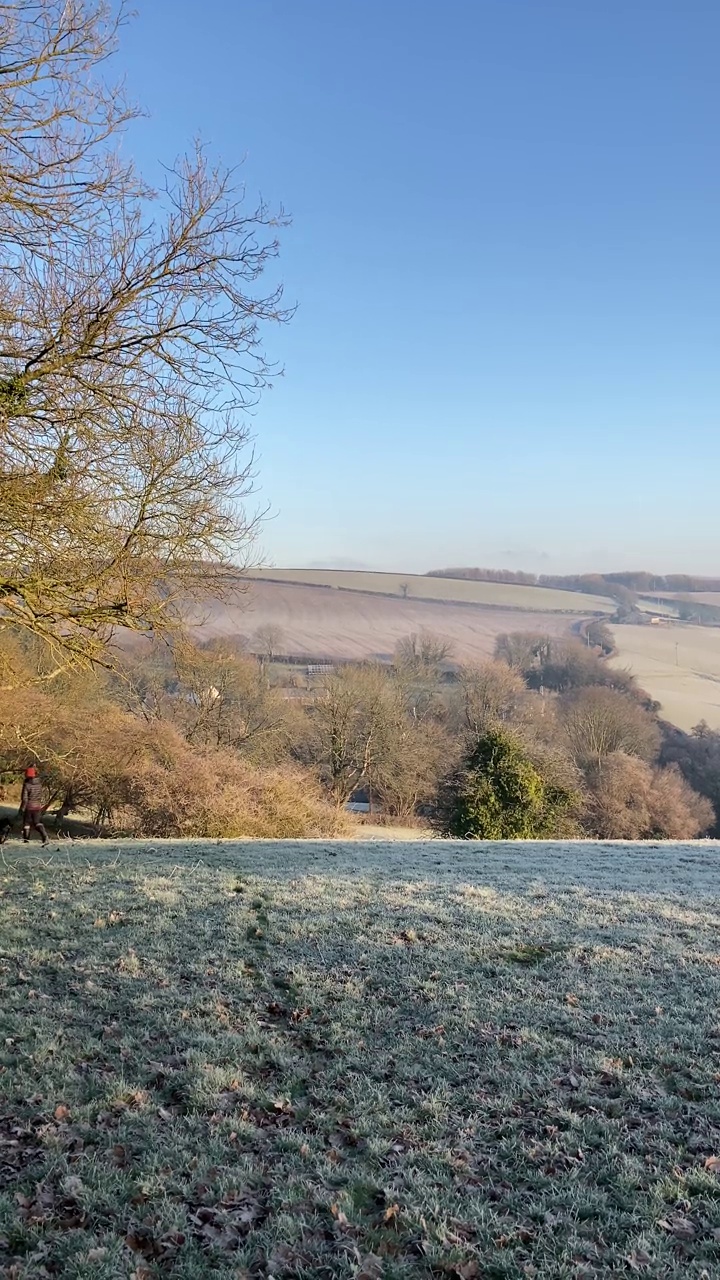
[0,801,99,841]
[2,844,720,1277]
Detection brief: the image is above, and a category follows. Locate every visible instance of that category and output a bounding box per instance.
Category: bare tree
[394,631,453,677]
[371,715,452,819]
[494,632,552,672]
[311,665,399,806]
[453,660,529,737]
[0,1,291,671]
[561,686,660,768]
[252,624,285,666]
[170,637,292,762]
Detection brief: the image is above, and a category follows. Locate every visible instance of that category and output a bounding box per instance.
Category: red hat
[25,766,36,778]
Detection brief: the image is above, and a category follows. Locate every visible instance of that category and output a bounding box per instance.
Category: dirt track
[186,579,576,661]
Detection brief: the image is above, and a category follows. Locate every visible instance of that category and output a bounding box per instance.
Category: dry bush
[660,720,720,836]
[0,672,345,838]
[562,685,661,767]
[372,718,455,819]
[394,631,454,677]
[118,728,347,839]
[452,660,530,736]
[643,763,715,840]
[584,752,714,840]
[0,685,54,755]
[221,764,350,840]
[170,638,295,764]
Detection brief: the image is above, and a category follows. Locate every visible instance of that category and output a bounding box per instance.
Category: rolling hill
[246,567,616,613]
[186,572,606,662]
[610,622,720,731]
[183,567,720,731]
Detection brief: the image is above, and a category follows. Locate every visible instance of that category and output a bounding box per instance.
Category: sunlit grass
[1,838,720,1277]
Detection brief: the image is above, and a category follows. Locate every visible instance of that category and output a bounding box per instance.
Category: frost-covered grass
[2,839,720,1278]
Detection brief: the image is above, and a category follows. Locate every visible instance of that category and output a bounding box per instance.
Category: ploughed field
[2,838,720,1278]
[188,579,583,662]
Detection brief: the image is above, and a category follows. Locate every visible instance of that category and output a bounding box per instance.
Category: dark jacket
[21,776,43,810]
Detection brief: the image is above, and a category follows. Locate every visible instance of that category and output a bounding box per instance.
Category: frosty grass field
[609,624,720,733]
[2,839,720,1279]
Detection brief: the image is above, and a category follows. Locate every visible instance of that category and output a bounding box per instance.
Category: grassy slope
[2,839,720,1279]
[247,570,614,615]
[217,581,579,664]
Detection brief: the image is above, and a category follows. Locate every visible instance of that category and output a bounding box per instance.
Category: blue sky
[122,1,720,575]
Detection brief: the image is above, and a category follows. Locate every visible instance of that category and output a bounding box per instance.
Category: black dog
[0,818,13,845]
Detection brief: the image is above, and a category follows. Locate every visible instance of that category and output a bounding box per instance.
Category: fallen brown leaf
[355,1254,383,1280]
[657,1215,696,1239]
[455,1263,479,1279]
[626,1249,653,1271]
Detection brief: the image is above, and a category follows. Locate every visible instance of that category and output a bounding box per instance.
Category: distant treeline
[674,600,720,625]
[428,568,720,595]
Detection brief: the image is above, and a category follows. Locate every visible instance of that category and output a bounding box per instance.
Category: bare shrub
[562,686,660,767]
[118,728,347,839]
[394,631,454,678]
[584,752,714,839]
[452,660,530,736]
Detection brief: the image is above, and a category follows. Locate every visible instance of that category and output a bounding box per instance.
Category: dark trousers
[23,807,48,843]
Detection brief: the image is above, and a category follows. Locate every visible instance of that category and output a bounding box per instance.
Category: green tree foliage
[433,726,578,840]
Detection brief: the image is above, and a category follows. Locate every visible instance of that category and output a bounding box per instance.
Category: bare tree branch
[0,1,291,667]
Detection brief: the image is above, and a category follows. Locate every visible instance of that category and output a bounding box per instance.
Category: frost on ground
[1,839,720,1279]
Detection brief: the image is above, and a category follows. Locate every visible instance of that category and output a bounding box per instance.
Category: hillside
[247,568,616,613]
[610,623,720,731]
[3,838,720,1278]
[181,570,720,731]
[187,577,584,661]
